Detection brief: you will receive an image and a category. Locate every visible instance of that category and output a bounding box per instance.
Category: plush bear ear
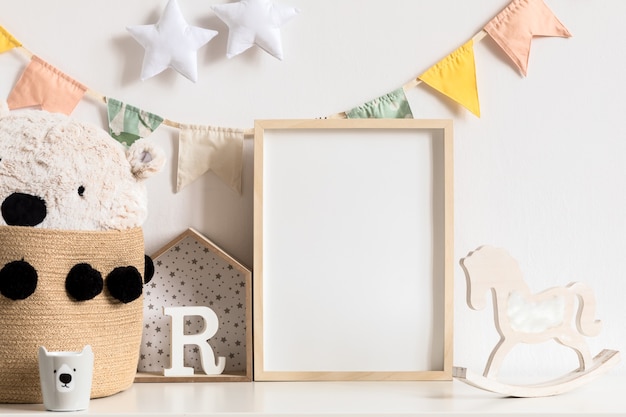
[0,101,10,118]
[126,139,166,180]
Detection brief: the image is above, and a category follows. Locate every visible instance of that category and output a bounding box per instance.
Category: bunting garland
[0,1,571,192]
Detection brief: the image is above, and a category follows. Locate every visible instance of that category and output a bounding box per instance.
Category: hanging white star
[127,0,218,82]
[211,0,299,60]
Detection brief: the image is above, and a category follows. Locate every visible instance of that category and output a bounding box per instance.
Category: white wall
[0,0,624,379]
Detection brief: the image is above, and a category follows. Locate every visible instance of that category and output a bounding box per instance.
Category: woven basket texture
[0,225,144,403]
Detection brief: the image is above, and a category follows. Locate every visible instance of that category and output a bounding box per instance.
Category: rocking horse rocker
[454,245,620,397]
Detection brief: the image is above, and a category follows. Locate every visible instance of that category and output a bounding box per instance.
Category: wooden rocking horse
[453,245,620,397]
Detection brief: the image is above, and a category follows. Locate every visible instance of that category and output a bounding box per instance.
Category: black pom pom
[1,192,47,227]
[0,260,38,300]
[65,263,103,301]
[106,266,143,304]
[144,255,155,284]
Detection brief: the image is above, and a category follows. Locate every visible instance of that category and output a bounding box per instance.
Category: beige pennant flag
[177,124,245,194]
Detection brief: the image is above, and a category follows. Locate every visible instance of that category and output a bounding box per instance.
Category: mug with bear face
[38,345,94,411]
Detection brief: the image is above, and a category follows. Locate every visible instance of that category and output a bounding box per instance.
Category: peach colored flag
[0,26,21,53]
[418,40,480,117]
[485,0,571,76]
[7,56,87,115]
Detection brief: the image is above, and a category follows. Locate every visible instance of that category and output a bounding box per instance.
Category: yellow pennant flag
[418,39,480,117]
[0,26,21,53]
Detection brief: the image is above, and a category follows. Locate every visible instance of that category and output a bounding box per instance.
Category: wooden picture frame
[253,119,454,381]
[135,228,252,382]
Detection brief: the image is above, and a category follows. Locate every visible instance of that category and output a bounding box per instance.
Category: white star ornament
[127,0,218,82]
[211,0,299,60]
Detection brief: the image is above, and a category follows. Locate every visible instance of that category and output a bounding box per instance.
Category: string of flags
[0,0,570,194]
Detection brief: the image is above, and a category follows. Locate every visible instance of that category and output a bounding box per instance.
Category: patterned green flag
[346,88,413,119]
[106,98,163,145]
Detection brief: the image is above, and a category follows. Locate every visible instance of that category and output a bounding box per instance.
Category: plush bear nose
[1,192,47,227]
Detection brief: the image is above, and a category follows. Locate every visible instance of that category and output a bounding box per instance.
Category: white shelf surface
[0,377,624,416]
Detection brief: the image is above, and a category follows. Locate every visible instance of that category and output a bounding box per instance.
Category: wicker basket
[0,225,145,403]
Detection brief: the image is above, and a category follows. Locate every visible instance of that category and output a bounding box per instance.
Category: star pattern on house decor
[127,0,218,82]
[211,0,300,60]
[137,232,250,376]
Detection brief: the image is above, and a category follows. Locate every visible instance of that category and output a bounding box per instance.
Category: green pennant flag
[346,88,413,119]
[106,98,163,146]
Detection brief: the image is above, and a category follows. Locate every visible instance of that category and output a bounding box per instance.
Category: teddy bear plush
[0,103,165,403]
[0,102,164,303]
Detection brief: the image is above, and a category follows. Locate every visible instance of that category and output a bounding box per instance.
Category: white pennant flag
[177,124,244,194]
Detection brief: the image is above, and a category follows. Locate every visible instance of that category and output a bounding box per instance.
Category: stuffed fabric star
[127,0,218,82]
[211,0,299,60]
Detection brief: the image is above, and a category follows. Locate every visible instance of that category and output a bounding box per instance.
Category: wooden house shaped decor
[135,228,252,382]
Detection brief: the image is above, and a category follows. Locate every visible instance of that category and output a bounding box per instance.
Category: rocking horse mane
[460,245,530,310]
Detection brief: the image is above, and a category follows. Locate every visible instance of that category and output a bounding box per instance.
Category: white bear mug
[38,345,94,411]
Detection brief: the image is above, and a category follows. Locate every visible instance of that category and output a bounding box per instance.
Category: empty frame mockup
[253,119,453,381]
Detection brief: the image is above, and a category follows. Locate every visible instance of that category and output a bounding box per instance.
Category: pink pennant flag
[7,56,87,115]
[484,0,571,76]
